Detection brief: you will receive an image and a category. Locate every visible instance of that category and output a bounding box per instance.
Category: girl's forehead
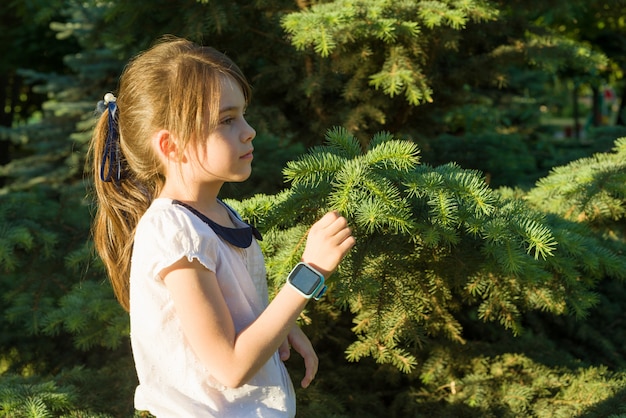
[218,76,246,110]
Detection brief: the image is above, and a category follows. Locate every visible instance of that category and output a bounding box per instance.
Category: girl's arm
[162,211,354,388]
[163,261,307,388]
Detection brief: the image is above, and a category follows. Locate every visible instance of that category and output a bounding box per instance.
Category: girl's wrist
[300,258,331,279]
[286,262,327,300]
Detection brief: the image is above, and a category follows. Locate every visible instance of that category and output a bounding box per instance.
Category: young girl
[90,36,355,417]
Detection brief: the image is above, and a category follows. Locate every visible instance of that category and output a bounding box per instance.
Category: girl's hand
[302,211,355,277]
[280,326,318,388]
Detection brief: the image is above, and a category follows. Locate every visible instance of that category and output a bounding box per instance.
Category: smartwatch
[286,262,327,300]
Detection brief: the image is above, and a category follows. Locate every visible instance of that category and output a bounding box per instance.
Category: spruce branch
[526,137,626,224]
[245,129,625,372]
[283,152,346,187]
[323,126,363,158]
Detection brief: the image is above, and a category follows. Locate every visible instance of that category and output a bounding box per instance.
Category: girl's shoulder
[137,198,218,242]
[132,198,221,275]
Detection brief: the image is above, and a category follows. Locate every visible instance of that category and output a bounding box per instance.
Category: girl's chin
[231,171,252,183]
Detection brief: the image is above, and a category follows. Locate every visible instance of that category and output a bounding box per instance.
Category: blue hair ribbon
[99,93,125,183]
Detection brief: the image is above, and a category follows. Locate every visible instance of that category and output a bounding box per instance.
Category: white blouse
[129,198,295,417]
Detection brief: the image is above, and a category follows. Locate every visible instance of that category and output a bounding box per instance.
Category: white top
[129,198,296,417]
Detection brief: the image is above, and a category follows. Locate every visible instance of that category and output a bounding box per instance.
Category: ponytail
[89,96,162,312]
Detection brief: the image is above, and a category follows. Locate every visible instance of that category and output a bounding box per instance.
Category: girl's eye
[220,117,234,125]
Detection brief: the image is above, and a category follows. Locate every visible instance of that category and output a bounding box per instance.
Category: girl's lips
[241,150,254,159]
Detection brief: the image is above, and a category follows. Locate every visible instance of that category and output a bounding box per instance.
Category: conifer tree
[280,0,614,188]
[1,1,626,417]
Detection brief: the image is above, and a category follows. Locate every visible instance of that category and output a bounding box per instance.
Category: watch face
[290,263,322,295]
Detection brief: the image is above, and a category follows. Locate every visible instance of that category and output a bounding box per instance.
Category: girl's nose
[243,120,256,142]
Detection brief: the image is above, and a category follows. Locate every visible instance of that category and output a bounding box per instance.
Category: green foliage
[0,187,91,338]
[280,0,503,143]
[526,137,626,225]
[1,0,626,416]
[408,351,626,418]
[0,366,142,417]
[41,281,129,352]
[0,375,78,418]
[507,30,608,81]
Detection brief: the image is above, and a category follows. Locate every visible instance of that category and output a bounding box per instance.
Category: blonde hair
[89,36,251,311]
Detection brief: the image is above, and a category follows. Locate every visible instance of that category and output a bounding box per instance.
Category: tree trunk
[0,73,13,188]
[591,85,601,127]
[617,85,626,126]
[572,83,580,140]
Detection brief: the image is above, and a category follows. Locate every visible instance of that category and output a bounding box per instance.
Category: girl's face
[186,76,256,184]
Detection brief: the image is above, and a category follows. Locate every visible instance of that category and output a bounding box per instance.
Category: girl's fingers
[303,211,355,274]
[313,211,341,229]
[301,356,317,388]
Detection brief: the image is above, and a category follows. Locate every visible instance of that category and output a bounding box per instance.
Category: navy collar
[172,200,262,248]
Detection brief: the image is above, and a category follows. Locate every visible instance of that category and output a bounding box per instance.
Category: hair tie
[99,93,125,183]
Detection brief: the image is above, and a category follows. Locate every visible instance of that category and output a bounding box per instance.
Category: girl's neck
[159,183,222,212]
[158,181,237,226]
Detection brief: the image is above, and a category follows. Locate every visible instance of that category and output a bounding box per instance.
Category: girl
[90,36,355,417]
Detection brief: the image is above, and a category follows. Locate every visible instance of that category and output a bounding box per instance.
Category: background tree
[0,0,76,187]
[568,0,626,126]
[1,1,625,417]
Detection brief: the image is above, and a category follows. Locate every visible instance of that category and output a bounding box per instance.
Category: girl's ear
[152,129,178,161]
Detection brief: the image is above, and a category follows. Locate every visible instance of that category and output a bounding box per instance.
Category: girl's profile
[89,35,355,417]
